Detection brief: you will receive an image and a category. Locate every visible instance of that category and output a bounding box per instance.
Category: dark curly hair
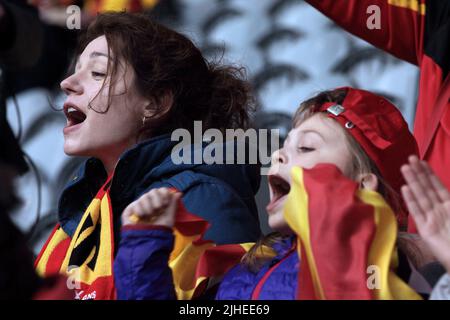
[72,12,254,140]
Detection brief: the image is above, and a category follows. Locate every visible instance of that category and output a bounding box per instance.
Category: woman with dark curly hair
[35,12,261,300]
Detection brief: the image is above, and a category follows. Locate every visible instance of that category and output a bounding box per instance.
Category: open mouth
[266,175,291,213]
[64,104,86,128]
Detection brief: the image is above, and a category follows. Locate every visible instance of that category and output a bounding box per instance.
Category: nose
[271,148,287,166]
[60,74,83,96]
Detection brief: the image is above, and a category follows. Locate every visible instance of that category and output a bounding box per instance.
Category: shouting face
[60,35,149,174]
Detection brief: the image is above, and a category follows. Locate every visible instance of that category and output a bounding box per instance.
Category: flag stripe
[283,166,325,299]
[388,0,426,15]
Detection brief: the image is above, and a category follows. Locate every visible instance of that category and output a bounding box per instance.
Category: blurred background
[1,0,419,252]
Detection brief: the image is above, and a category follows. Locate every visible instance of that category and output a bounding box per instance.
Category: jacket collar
[58,134,177,236]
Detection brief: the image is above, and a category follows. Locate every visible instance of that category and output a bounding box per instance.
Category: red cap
[319,88,418,221]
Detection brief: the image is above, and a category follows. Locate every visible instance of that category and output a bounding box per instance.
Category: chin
[63,144,89,157]
[268,208,294,235]
[268,213,289,233]
[63,146,77,156]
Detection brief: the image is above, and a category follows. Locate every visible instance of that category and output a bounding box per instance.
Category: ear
[158,91,174,114]
[142,91,174,118]
[357,173,379,191]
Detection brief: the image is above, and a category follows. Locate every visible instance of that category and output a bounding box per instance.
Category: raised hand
[401,155,450,273]
[122,188,182,228]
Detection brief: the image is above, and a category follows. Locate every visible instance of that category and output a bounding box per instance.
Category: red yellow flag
[283,164,422,300]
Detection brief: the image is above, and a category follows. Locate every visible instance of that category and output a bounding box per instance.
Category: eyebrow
[75,51,109,69]
[299,129,325,141]
[89,51,109,59]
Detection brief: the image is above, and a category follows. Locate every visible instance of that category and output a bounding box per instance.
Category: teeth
[67,107,77,113]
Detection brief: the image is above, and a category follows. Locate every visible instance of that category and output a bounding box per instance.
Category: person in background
[305,0,450,234]
[35,12,261,300]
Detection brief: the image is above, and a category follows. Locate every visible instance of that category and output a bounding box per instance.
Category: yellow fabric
[169,233,215,300]
[84,0,159,13]
[388,0,426,15]
[99,0,131,12]
[35,228,69,277]
[358,190,422,300]
[283,166,325,299]
[59,194,114,285]
[168,232,276,300]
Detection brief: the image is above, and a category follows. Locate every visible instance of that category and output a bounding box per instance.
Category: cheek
[290,149,352,173]
[289,154,317,170]
[325,148,354,175]
[104,108,140,132]
[85,85,109,109]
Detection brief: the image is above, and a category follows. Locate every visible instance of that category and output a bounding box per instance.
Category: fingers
[140,188,170,213]
[401,163,434,213]
[419,159,450,202]
[122,188,181,225]
[167,192,182,210]
[409,156,441,204]
[401,185,426,226]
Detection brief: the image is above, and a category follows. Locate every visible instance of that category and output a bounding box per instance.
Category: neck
[99,151,121,177]
[98,139,137,177]
[104,162,117,177]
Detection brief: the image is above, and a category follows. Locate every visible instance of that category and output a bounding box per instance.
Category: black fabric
[418,261,447,288]
[0,208,40,299]
[424,0,450,78]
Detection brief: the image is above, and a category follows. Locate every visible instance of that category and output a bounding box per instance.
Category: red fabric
[44,238,71,276]
[296,244,317,300]
[320,88,419,197]
[319,88,418,228]
[299,165,376,299]
[174,202,211,240]
[305,0,425,65]
[194,244,247,280]
[34,224,61,269]
[33,275,74,300]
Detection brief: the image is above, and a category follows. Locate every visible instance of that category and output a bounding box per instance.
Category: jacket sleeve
[113,226,177,300]
[430,273,450,300]
[305,0,425,65]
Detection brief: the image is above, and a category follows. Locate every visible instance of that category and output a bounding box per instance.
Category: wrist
[424,237,450,273]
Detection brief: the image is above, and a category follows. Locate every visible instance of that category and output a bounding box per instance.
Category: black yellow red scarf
[34,175,249,300]
[35,177,116,300]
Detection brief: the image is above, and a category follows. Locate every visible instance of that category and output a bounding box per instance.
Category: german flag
[283,164,422,300]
